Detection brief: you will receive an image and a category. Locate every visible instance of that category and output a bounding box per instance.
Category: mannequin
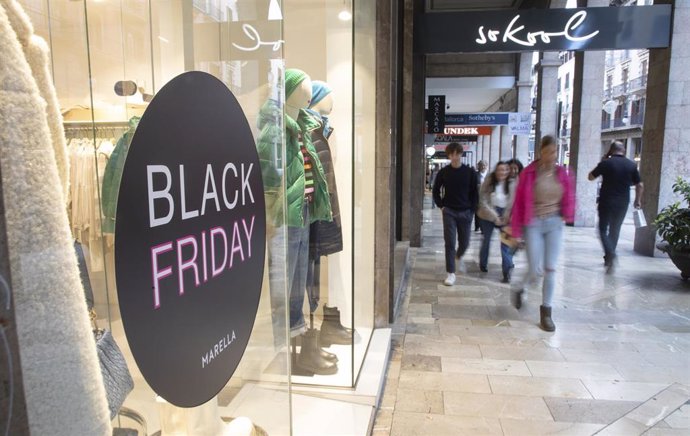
[258,69,335,376]
[305,82,352,348]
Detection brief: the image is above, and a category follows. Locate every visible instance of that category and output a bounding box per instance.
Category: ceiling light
[338,9,352,21]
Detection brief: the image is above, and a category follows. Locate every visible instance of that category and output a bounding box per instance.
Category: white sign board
[509,112,532,136]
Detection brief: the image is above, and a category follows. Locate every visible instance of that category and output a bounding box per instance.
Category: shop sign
[443,126,491,136]
[226,20,284,59]
[435,135,478,142]
[428,95,446,134]
[418,5,672,54]
[115,71,266,407]
[446,113,509,126]
[508,112,532,136]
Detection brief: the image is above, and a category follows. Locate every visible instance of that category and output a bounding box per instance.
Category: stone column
[489,126,501,169]
[535,51,561,157]
[569,0,607,228]
[401,0,424,247]
[374,0,396,325]
[635,0,690,256]
[500,125,513,160]
[516,53,534,164]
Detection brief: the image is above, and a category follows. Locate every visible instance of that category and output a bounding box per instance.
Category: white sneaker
[443,273,456,286]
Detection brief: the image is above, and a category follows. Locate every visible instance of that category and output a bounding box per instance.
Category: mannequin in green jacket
[258,69,333,355]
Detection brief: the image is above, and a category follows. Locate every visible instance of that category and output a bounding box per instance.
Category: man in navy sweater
[433,142,479,286]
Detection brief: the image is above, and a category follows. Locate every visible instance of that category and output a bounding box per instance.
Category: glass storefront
[16,0,377,433]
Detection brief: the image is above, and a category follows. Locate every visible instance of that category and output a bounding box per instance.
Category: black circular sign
[115,71,266,407]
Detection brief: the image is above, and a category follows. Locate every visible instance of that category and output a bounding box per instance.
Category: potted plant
[655,177,690,280]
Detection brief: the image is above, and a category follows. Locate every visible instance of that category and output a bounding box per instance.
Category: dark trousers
[598,200,629,262]
[442,208,473,273]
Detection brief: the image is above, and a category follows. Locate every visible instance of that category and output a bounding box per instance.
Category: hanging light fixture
[268,0,283,20]
[338,0,352,21]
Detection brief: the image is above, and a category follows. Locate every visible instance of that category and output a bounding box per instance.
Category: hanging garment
[101,117,140,234]
[2,0,69,202]
[0,2,112,434]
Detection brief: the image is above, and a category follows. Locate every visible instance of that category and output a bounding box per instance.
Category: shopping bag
[633,208,647,228]
[500,226,520,252]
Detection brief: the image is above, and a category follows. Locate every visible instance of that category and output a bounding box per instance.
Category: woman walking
[511,136,575,332]
[477,161,517,283]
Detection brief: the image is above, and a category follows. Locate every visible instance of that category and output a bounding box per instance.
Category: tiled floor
[372,196,690,436]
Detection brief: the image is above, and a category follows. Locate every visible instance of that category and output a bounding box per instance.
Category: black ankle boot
[297,329,338,375]
[320,305,353,347]
[540,305,555,332]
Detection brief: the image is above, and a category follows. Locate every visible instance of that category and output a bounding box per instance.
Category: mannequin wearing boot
[279,71,337,376]
[304,82,353,351]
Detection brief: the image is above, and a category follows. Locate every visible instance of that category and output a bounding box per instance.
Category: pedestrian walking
[588,141,643,273]
[433,142,479,286]
[475,160,488,232]
[510,135,575,332]
[477,161,517,282]
[507,158,524,180]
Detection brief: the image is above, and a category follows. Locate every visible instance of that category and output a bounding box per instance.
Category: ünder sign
[114,71,266,407]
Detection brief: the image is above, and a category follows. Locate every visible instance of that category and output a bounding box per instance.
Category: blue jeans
[269,206,310,347]
[598,200,628,262]
[479,207,514,277]
[442,208,473,273]
[524,215,563,308]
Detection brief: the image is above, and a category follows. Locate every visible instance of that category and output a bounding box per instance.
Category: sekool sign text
[115,72,266,407]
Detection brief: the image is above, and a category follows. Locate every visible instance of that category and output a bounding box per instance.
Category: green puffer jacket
[101,116,140,233]
[257,100,332,227]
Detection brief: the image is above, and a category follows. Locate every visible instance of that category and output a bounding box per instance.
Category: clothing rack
[64,121,131,139]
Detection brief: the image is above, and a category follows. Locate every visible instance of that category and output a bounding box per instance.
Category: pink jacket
[510,161,575,239]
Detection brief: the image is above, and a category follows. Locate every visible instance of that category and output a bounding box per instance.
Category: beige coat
[0,1,111,434]
[477,175,517,223]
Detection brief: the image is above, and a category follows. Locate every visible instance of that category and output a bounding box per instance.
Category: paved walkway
[373,196,690,436]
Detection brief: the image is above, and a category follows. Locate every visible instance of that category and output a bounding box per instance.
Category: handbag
[75,241,134,419]
[92,317,134,419]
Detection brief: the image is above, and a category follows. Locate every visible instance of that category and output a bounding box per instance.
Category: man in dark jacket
[433,142,479,286]
[589,141,643,273]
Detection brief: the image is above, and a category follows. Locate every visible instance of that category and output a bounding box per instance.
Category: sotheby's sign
[418,5,672,54]
[115,71,266,407]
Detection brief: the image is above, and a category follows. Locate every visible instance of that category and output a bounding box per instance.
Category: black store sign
[115,72,266,407]
[418,5,672,54]
[428,95,446,134]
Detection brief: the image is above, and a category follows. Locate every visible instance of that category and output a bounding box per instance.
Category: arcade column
[515,52,534,164]
[489,126,501,169]
[635,0,690,256]
[569,0,607,228]
[534,51,561,156]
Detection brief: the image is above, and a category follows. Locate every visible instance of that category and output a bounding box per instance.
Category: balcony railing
[628,75,648,92]
[603,76,647,101]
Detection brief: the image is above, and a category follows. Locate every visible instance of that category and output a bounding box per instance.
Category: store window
[17,0,376,433]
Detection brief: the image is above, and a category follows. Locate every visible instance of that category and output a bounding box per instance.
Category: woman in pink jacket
[511,136,575,332]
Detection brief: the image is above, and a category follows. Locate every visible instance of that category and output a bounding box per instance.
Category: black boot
[297,329,338,375]
[540,305,555,332]
[320,305,353,347]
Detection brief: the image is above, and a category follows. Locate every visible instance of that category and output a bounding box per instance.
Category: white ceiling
[425,76,516,113]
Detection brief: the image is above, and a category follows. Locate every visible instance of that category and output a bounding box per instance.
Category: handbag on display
[92,315,134,419]
[75,241,134,419]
